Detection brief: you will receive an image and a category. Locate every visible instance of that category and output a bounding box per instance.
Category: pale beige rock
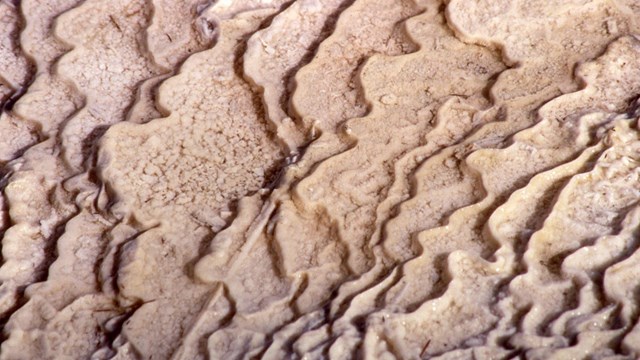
[365,35,640,358]
[97,3,290,357]
[55,0,163,169]
[126,0,217,124]
[2,0,640,358]
[244,0,352,151]
[0,0,88,321]
[0,1,32,109]
[193,0,431,348]
[1,0,169,358]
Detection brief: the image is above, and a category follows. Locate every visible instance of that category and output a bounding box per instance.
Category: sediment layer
[1,0,640,358]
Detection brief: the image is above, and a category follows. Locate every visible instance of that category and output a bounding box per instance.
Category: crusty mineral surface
[2,0,640,358]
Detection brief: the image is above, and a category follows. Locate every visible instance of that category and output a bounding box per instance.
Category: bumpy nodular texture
[1,0,640,358]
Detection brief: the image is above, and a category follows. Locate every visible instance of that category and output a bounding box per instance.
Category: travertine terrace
[2,0,640,358]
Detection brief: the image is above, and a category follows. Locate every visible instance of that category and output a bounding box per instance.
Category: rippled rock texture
[1,0,640,358]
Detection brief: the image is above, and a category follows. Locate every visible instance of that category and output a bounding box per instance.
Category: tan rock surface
[2,0,640,358]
